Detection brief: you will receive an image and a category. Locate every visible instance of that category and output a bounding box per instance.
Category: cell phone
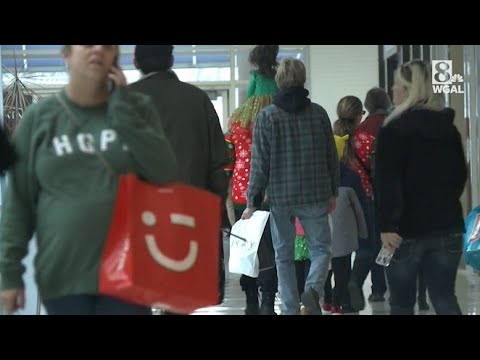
[375,245,394,267]
[107,78,116,93]
[107,55,120,93]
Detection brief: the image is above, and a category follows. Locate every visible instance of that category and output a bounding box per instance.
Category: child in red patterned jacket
[224,45,279,315]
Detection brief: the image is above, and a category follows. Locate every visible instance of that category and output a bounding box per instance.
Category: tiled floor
[5,236,477,315]
[193,237,480,315]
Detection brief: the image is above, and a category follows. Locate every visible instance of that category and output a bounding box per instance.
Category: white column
[0,47,3,315]
[0,47,5,203]
[237,47,251,106]
[464,45,480,210]
[432,45,451,107]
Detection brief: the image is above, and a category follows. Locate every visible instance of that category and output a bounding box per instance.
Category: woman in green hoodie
[0,45,177,315]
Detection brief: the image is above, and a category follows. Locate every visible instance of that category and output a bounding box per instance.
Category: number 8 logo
[432,60,452,84]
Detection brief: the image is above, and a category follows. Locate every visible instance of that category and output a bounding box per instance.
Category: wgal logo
[432,60,464,94]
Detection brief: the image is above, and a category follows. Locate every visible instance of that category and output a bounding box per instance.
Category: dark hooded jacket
[375,107,467,238]
[129,71,228,200]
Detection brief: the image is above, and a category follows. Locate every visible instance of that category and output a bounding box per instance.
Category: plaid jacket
[247,102,340,208]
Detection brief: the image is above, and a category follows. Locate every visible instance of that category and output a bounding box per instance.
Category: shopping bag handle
[222,228,247,242]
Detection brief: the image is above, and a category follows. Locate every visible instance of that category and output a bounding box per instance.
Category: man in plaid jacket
[243,58,339,315]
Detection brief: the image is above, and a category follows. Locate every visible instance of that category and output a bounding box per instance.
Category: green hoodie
[0,87,177,301]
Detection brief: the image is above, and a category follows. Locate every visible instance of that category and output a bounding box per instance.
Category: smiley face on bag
[141,210,199,272]
[99,176,222,313]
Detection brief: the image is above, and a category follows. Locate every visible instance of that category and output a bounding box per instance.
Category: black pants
[324,254,352,306]
[353,198,387,297]
[218,230,226,304]
[417,267,427,301]
[240,267,278,293]
[295,260,311,297]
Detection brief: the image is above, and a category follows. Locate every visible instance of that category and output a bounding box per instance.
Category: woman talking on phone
[0,45,177,315]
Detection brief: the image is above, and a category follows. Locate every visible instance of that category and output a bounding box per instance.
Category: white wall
[308,45,379,122]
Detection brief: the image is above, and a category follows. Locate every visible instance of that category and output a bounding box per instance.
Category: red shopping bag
[98,174,222,314]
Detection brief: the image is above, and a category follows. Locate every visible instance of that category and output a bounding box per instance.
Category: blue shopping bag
[464,205,480,270]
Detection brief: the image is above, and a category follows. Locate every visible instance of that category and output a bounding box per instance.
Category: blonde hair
[385,59,444,125]
[275,58,306,89]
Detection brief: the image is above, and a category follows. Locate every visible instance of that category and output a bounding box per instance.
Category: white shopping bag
[228,210,270,277]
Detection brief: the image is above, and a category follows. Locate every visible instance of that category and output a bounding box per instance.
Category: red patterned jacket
[225,122,253,205]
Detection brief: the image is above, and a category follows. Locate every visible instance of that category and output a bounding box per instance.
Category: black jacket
[375,107,467,238]
[341,163,368,221]
[129,71,229,200]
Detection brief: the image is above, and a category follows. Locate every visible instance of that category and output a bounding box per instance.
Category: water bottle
[375,245,395,267]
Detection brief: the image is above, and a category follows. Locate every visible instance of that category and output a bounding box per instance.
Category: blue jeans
[270,202,331,315]
[386,233,463,315]
[43,294,152,315]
